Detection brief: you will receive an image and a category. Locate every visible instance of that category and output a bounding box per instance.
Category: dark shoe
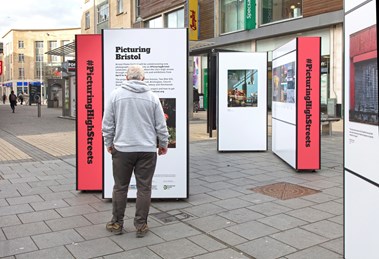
[136,224,149,238]
[106,221,123,235]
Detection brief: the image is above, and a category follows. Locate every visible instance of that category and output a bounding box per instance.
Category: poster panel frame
[76,34,103,191]
[102,28,189,199]
[217,52,268,151]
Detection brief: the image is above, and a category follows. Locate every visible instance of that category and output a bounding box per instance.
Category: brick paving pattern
[0,103,344,258]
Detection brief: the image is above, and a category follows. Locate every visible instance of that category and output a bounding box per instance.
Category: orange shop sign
[188,0,198,41]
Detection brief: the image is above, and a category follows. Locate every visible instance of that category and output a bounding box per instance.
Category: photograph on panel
[227,69,258,107]
[160,98,177,148]
[272,61,296,103]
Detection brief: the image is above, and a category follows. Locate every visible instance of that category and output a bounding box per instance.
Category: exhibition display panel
[271,37,320,171]
[217,52,268,151]
[344,1,379,257]
[76,34,103,191]
[102,29,188,199]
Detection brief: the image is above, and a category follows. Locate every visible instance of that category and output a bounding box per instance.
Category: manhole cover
[250,182,320,200]
[151,211,192,223]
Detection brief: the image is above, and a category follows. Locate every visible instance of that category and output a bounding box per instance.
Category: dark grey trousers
[111,150,157,229]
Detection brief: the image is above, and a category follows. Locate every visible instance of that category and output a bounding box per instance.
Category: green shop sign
[245,0,256,30]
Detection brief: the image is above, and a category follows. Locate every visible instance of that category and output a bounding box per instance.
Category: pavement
[0,103,343,258]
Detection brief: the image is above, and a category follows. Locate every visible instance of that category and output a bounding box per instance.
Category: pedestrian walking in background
[193,87,200,113]
[18,92,24,105]
[2,93,6,104]
[102,65,169,237]
[9,90,17,113]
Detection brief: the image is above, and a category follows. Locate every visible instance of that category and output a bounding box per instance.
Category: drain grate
[151,211,192,223]
[250,182,320,200]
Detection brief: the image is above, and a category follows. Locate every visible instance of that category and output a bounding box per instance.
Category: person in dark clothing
[193,87,200,113]
[18,92,24,105]
[9,91,17,113]
[2,93,6,104]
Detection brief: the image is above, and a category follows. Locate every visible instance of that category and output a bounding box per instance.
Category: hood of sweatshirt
[121,80,150,93]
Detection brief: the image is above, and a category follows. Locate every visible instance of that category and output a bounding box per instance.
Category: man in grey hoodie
[102,65,169,237]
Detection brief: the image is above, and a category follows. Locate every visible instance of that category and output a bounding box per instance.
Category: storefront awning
[45,41,75,57]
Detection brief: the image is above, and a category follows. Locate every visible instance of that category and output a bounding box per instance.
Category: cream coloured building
[1,28,80,98]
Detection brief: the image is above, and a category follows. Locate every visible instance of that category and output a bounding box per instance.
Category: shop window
[220,0,245,34]
[166,9,184,28]
[145,16,163,28]
[261,0,302,25]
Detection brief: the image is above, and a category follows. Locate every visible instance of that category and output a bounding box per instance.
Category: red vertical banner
[297,37,321,170]
[76,35,103,190]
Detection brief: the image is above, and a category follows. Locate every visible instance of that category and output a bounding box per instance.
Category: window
[146,16,163,28]
[220,0,245,34]
[166,9,184,28]
[36,54,43,62]
[98,4,109,23]
[49,41,58,62]
[85,12,90,29]
[261,0,302,25]
[18,54,24,62]
[135,0,141,19]
[35,41,43,49]
[18,41,24,48]
[36,65,43,79]
[18,68,25,79]
[117,0,123,14]
[35,41,44,62]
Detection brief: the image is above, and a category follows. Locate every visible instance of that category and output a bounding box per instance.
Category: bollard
[38,102,41,117]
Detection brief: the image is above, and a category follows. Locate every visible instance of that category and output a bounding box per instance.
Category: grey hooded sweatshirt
[102,80,169,152]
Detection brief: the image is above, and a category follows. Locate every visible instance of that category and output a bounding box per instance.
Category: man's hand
[107,146,113,154]
[158,147,168,156]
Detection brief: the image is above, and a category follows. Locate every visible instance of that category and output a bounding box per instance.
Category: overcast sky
[0,0,82,38]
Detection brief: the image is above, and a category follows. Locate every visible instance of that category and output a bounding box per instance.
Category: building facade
[80,0,344,116]
[0,28,80,100]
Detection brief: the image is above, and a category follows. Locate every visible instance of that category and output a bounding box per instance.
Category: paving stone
[320,237,344,255]
[49,184,75,192]
[273,197,316,209]
[188,234,227,252]
[75,223,114,240]
[110,231,164,250]
[30,199,69,211]
[328,215,343,225]
[18,209,62,224]
[301,192,340,203]
[212,197,252,210]
[31,229,84,249]
[150,222,201,241]
[0,204,34,217]
[17,186,53,196]
[187,193,220,206]
[6,195,44,205]
[286,207,335,223]
[66,237,123,259]
[183,203,226,217]
[248,202,292,216]
[218,208,265,223]
[55,204,97,217]
[0,237,38,257]
[311,201,343,215]
[257,213,307,230]
[15,246,75,259]
[239,192,276,204]
[28,179,60,188]
[187,215,235,233]
[83,210,113,224]
[194,248,250,259]
[285,245,343,258]
[0,215,22,227]
[271,228,328,249]
[226,221,279,240]
[103,247,162,259]
[301,220,343,239]
[149,238,207,259]
[45,215,92,231]
[236,236,297,259]
[3,221,51,239]
[40,191,77,201]
[208,229,248,246]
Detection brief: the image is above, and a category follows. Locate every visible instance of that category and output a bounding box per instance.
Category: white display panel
[272,42,297,166]
[102,29,188,199]
[345,172,379,258]
[272,119,296,168]
[344,0,379,184]
[217,52,267,151]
